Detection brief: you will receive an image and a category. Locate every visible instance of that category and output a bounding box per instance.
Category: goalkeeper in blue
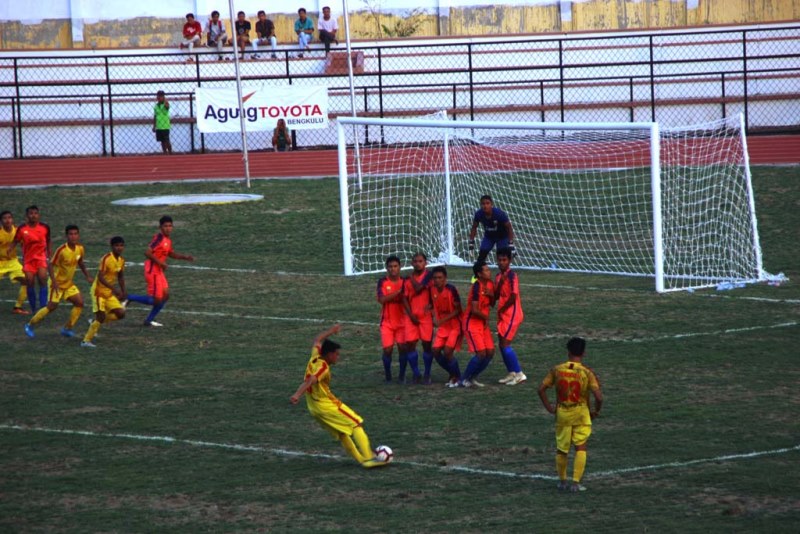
[468,195,515,264]
[290,324,389,468]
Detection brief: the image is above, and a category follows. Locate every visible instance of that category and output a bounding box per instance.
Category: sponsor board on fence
[195,85,328,133]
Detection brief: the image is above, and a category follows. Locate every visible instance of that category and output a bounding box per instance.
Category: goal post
[336,114,768,292]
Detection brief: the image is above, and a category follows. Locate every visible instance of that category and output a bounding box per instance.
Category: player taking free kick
[290,324,389,468]
[538,337,603,492]
[127,215,194,327]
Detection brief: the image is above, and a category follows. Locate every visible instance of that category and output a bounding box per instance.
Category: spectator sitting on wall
[273,119,291,152]
[253,10,278,60]
[295,8,314,58]
[318,6,339,56]
[180,13,202,62]
[206,10,229,61]
[235,11,252,61]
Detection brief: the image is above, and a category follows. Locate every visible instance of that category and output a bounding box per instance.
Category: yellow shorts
[0,259,25,282]
[49,283,80,304]
[555,424,592,453]
[308,399,363,439]
[91,294,123,314]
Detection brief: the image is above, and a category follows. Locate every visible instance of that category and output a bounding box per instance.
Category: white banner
[195,85,329,133]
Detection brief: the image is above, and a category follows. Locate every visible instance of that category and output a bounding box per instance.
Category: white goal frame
[336,115,766,293]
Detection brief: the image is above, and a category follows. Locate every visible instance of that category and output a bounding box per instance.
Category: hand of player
[468,239,475,252]
[331,323,341,334]
[289,394,300,404]
[590,411,600,420]
[508,242,516,257]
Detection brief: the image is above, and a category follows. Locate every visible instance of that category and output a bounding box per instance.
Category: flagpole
[342,0,363,187]
[228,0,251,188]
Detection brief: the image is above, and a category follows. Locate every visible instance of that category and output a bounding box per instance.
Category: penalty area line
[2,424,797,483]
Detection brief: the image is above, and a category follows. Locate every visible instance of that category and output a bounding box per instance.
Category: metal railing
[1,24,798,158]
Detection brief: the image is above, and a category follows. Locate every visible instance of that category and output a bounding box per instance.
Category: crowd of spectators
[180,7,340,61]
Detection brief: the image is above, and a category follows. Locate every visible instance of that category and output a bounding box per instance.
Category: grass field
[1,167,799,532]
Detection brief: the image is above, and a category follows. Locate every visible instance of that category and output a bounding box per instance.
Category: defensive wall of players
[0,21,798,158]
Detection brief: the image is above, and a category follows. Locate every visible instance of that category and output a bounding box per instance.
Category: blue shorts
[480,236,509,253]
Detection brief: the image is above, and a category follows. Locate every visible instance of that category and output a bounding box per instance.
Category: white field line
[1,298,796,341]
[1,424,797,482]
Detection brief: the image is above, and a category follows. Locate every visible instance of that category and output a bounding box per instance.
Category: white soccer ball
[374,444,394,463]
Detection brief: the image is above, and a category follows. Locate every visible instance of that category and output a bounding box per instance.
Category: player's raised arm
[313,323,341,347]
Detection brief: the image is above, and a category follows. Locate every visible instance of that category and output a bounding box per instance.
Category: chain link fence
[1,24,798,158]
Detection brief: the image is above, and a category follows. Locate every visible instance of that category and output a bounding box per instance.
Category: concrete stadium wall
[1,0,799,50]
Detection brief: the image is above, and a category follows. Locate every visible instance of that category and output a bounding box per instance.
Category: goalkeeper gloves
[468,239,475,251]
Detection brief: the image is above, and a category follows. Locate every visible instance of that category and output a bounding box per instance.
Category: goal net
[336,114,769,292]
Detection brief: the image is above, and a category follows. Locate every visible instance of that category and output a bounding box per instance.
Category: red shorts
[380,321,405,348]
[145,270,169,300]
[497,318,523,342]
[465,317,494,353]
[23,257,48,273]
[404,316,433,343]
[433,324,462,351]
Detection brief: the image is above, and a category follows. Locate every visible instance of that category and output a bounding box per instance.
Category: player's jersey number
[557,379,581,403]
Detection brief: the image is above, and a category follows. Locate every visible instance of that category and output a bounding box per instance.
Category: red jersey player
[127,215,194,327]
[430,266,463,387]
[11,205,51,312]
[402,252,434,384]
[461,261,495,388]
[494,247,526,386]
[376,255,406,383]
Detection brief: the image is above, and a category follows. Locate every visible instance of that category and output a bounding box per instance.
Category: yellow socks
[339,434,369,463]
[15,285,27,308]
[29,307,50,326]
[352,427,374,461]
[66,306,82,329]
[556,452,568,481]
[84,320,101,343]
[573,450,587,482]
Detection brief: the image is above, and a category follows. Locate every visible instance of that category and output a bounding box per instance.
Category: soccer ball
[374,444,394,463]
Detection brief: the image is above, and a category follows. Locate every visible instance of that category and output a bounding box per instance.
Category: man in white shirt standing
[318,6,339,56]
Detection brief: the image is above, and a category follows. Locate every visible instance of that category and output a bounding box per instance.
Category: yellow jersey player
[538,337,603,492]
[290,324,389,469]
[0,210,30,315]
[25,225,93,339]
[82,236,127,348]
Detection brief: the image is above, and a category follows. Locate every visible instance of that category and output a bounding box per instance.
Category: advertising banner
[195,85,328,132]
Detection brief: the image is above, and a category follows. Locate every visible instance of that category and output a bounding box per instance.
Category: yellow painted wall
[1,1,799,50]
[0,19,72,50]
[446,4,562,35]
